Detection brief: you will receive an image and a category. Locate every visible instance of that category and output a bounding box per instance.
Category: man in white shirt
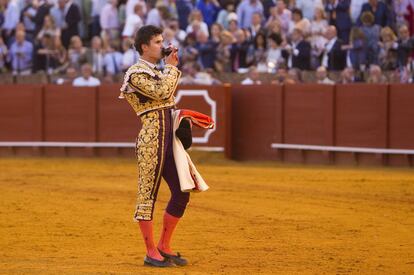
[104,42,123,75]
[125,0,147,19]
[73,63,101,86]
[295,0,323,21]
[316,66,335,84]
[241,66,262,84]
[100,0,119,40]
[2,0,20,42]
[122,3,144,38]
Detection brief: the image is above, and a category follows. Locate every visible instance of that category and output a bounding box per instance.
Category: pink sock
[158,212,180,255]
[138,220,163,260]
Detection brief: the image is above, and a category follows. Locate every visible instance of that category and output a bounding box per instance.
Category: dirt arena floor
[0,153,413,274]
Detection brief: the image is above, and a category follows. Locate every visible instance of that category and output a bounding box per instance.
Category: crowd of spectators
[1,0,414,86]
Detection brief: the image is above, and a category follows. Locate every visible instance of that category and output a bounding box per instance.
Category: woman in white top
[266,33,284,72]
[310,7,328,68]
[36,15,61,42]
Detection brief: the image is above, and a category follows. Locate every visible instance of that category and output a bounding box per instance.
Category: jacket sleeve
[128,65,181,100]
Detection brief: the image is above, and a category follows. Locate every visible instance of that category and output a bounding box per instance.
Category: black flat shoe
[158,249,188,266]
[144,255,174,267]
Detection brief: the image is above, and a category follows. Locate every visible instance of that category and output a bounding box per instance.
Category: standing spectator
[378,26,398,70]
[273,0,291,36]
[295,0,323,21]
[284,28,311,70]
[176,0,193,30]
[216,1,235,30]
[227,17,239,35]
[236,0,263,29]
[2,0,20,43]
[100,0,119,41]
[397,25,414,69]
[36,15,61,42]
[310,7,328,69]
[358,0,392,27]
[196,0,220,28]
[50,0,66,31]
[33,0,51,36]
[251,31,267,71]
[85,36,105,75]
[330,0,352,44]
[73,63,101,86]
[321,25,346,71]
[360,11,380,66]
[61,0,81,49]
[163,27,180,48]
[125,0,146,19]
[230,29,251,72]
[145,0,163,27]
[289,8,311,36]
[8,30,33,75]
[214,30,233,72]
[343,26,367,70]
[122,3,144,38]
[195,30,217,69]
[266,32,284,71]
[90,0,107,38]
[20,0,37,42]
[103,41,123,76]
[247,12,263,39]
[316,65,335,84]
[350,0,368,23]
[0,36,8,72]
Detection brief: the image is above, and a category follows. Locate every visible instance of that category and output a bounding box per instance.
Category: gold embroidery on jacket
[134,111,160,221]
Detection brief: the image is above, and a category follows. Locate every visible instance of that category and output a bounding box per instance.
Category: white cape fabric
[172,110,209,193]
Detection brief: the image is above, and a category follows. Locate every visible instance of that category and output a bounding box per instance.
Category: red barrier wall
[283,84,334,164]
[231,84,282,160]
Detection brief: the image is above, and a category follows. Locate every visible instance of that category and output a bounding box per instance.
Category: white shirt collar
[139,58,156,69]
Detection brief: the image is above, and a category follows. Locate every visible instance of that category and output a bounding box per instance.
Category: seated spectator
[8,30,33,75]
[366,64,387,83]
[210,23,223,44]
[267,0,291,36]
[34,33,57,73]
[296,0,323,21]
[163,27,180,48]
[0,37,8,73]
[125,0,147,20]
[230,29,251,72]
[73,63,101,87]
[289,8,311,37]
[287,68,303,83]
[55,65,77,85]
[85,36,105,76]
[195,31,217,70]
[241,66,262,84]
[320,25,346,71]
[396,25,414,69]
[103,41,123,76]
[283,28,311,70]
[67,36,87,71]
[316,66,335,84]
[121,38,139,70]
[181,32,198,64]
[2,0,20,44]
[339,67,362,83]
[378,26,398,70]
[179,62,220,85]
[214,30,233,72]
[227,18,239,36]
[360,11,380,66]
[122,3,144,38]
[216,2,235,30]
